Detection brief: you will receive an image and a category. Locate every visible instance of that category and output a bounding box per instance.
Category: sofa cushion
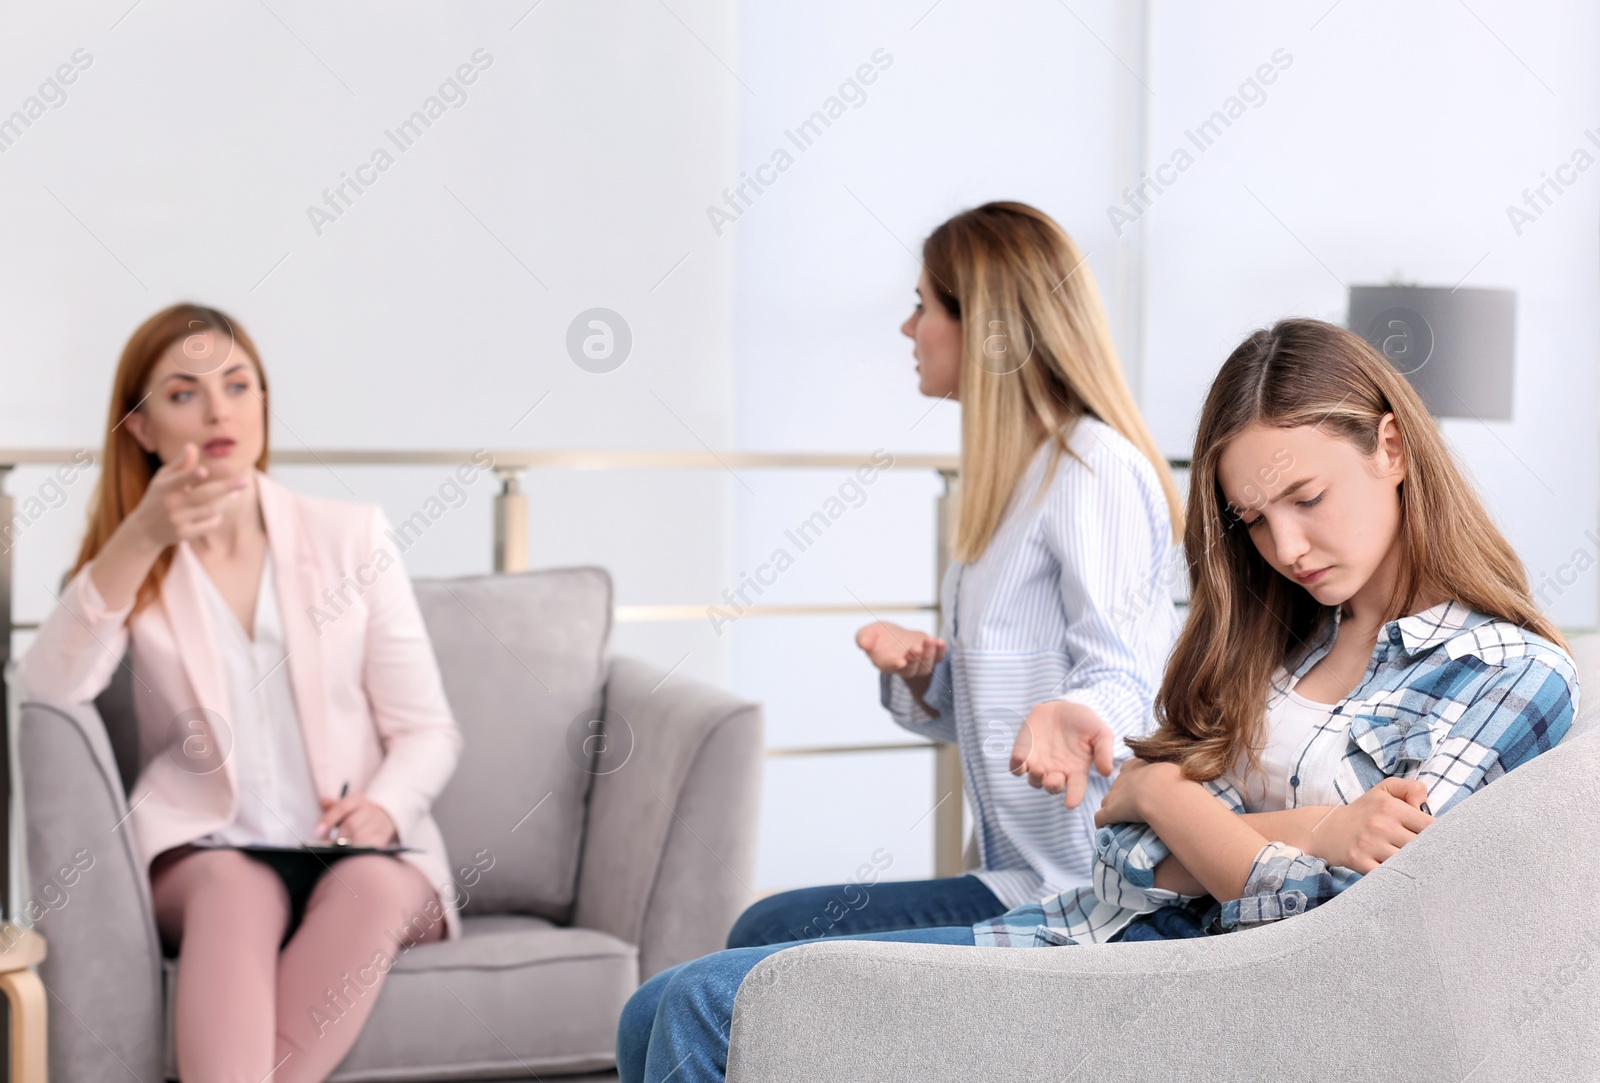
[162,914,636,1081]
[340,914,635,1080]
[414,567,614,921]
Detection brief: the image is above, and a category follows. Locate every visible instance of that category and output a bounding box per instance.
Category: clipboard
[235,842,416,856]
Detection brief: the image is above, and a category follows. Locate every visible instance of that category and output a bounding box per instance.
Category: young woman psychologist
[725,201,1185,948]
[19,304,463,1083]
[616,318,1577,1083]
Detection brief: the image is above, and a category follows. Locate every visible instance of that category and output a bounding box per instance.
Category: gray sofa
[727,633,1600,1083]
[16,567,763,1082]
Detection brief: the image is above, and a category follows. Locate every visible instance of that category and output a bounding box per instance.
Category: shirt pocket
[1346,703,1439,776]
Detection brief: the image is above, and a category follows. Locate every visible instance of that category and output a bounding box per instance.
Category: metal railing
[0,447,971,915]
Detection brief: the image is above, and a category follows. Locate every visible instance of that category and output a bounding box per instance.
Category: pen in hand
[328,781,350,845]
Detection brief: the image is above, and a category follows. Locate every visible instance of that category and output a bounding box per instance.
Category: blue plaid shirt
[973,600,1579,947]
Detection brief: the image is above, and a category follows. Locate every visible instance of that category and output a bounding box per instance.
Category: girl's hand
[315,793,398,847]
[1093,757,1183,827]
[1307,777,1434,873]
[855,621,946,678]
[127,442,248,550]
[1008,700,1116,808]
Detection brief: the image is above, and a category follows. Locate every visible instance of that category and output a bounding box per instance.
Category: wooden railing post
[932,468,966,877]
[493,467,528,574]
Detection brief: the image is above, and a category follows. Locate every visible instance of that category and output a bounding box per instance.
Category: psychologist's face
[1217,418,1406,609]
[124,331,266,480]
[900,270,961,399]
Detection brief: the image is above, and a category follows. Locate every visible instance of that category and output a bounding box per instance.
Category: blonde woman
[725,201,1186,948]
[19,304,462,1083]
[615,318,1576,1083]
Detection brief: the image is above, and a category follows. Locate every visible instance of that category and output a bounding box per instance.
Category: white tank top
[1228,672,1338,813]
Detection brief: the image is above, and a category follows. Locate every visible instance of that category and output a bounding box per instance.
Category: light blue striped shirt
[881,416,1183,907]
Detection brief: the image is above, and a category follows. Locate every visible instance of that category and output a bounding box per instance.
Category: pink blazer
[18,470,464,939]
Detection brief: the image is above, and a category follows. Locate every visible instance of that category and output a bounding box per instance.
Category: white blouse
[1228,669,1339,813]
[195,549,323,848]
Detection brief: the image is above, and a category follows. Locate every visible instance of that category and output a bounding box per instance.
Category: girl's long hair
[922,202,1181,560]
[71,303,269,616]
[1127,317,1564,780]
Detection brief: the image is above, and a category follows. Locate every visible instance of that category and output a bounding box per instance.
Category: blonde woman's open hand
[1307,777,1435,873]
[1011,700,1117,809]
[128,441,248,549]
[855,621,946,678]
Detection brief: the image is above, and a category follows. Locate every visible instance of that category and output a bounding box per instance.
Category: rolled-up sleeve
[1220,842,1363,926]
[881,661,957,745]
[1220,653,1577,930]
[1094,777,1245,910]
[1039,447,1177,751]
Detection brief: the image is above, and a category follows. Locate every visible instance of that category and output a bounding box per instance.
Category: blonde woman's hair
[922,202,1182,561]
[72,303,269,616]
[1127,317,1565,781]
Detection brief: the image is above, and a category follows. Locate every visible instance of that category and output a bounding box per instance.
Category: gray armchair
[17,567,763,1082]
[727,634,1600,1083]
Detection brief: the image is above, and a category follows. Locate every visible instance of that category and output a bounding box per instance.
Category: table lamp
[1347,285,1516,420]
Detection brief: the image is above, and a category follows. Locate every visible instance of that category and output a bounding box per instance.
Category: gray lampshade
[1347,285,1516,420]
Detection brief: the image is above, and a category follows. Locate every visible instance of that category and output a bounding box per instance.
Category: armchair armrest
[728,726,1600,1082]
[15,700,164,1082]
[572,656,763,979]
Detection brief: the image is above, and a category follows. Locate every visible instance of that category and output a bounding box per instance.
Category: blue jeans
[617,925,975,1083]
[724,875,1005,948]
[1111,897,1217,942]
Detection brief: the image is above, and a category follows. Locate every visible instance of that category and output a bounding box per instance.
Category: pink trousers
[151,845,444,1083]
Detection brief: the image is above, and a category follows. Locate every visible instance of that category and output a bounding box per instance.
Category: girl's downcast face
[1217,415,1406,609]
